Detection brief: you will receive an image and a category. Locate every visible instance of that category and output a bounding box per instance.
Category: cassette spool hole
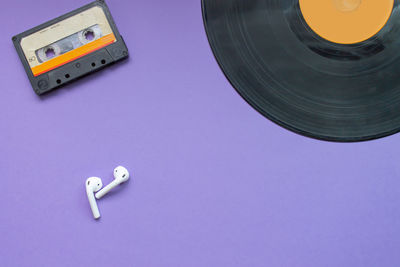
[84,30,95,41]
[45,47,56,59]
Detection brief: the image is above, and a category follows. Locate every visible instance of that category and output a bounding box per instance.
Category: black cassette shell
[12,0,129,95]
[202,0,400,142]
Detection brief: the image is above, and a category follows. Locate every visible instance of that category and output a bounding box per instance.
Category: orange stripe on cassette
[32,33,116,76]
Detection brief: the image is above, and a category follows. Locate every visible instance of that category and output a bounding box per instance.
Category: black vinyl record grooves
[202,0,400,142]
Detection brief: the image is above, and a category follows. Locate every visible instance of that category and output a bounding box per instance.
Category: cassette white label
[20,6,115,76]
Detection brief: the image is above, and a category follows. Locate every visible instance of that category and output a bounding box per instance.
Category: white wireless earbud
[95,166,130,199]
[86,177,103,219]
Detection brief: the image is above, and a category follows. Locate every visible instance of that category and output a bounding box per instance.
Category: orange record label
[299,0,394,44]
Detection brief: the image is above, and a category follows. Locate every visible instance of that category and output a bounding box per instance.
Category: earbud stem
[95,179,119,199]
[87,189,101,219]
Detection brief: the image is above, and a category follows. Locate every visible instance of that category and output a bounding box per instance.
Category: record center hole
[333,0,362,12]
[92,62,96,67]
[84,30,95,41]
[45,48,56,59]
[56,79,61,84]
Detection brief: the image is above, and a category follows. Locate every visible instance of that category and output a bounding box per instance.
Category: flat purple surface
[1,1,399,266]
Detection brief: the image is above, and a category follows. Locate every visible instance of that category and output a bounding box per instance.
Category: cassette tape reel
[12,0,129,95]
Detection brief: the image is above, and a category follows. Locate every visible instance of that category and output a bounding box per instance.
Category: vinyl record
[202,0,400,142]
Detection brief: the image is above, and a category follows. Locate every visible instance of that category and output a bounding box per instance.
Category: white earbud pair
[86,166,130,219]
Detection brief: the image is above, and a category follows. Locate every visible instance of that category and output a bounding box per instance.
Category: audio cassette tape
[12,0,129,95]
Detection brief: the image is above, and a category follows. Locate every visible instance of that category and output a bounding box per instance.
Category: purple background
[1,0,400,266]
